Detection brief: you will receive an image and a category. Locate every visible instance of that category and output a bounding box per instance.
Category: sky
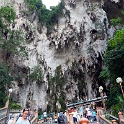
[42,0,60,9]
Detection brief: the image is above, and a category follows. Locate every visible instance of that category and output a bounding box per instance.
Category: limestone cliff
[0,0,123,111]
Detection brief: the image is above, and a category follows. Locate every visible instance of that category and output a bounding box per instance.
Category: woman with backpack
[58,112,65,124]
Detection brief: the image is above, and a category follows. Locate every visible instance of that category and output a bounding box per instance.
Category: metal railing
[105,114,119,123]
[100,115,112,124]
[0,107,7,124]
[66,96,108,107]
[30,112,38,124]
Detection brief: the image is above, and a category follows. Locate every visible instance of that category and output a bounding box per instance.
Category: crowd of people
[7,104,97,124]
[38,104,97,124]
[56,105,97,124]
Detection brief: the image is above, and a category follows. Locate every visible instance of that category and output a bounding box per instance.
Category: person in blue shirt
[79,106,83,117]
[91,110,97,122]
[58,112,65,124]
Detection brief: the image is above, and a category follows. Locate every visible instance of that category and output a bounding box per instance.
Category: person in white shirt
[8,114,15,124]
[43,111,47,122]
[72,109,78,124]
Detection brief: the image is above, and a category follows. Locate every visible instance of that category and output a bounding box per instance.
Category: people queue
[8,105,97,124]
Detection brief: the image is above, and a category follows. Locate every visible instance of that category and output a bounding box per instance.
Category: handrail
[0,116,7,121]
[100,115,112,124]
[0,107,7,111]
[30,112,38,124]
[66,96,108,107]
[106,114,119,122]
[0,107,7,124]
[118,112,124,124]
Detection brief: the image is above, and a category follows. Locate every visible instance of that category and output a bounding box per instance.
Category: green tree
[99,67,110,81]
[0,6,16,28]
[110,11,124,29]
[25,0,66,33]
[110,17,123,29]
[25,0,43,11]
[0,63,13,108]
[100,11,124,111]
[46,65,66,112]
[9,100,22,109]
[104,29,124,78]
[101,28,124,111]
[0,6,27,61]
[29,66,43,83]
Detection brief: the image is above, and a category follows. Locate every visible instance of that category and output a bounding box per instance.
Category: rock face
[0,0,123,111]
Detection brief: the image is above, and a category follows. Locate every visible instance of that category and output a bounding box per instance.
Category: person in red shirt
[69,107,74,113]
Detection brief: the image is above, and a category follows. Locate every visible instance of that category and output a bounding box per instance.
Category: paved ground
[42,122,100,124]
[89,121,99,124]
[42,121,99,124]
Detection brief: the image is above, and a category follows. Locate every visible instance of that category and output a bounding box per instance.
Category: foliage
[0,63,13,108]
[65,58,70,65]
[122,11,124,16]
[71,60,79,71]
[118,96,124,110]
[0,30,27,57]
[0,6,27,60]
[25,0,65,33]
[29,66,43,83]
[77,80,85,98]
[100,10,124,112]
[119,95,124,103]
[26,101,30,108]
[110,17,123,27]
[47,65,66,112]
[100,8,124,113]
[54,65,66,89]
[106,86,120,109]
[99,67,110,81]
[110,96,124,116]
[110,11,124,29]
[102,27,124,111]
[25,0,43,11]
[104,29,124,78]
[58,91,66,112]
[0,6,16,28]
[47,104,52,113]
[9,101,22,110]
[38,108,43,115]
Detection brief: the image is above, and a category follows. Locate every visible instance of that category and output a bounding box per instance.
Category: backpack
[58,116,65,124]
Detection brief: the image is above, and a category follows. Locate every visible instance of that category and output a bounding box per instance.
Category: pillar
[66,111,70,124]
[118,112,124,124]
[69,113,74,124]
[112,120,117,124]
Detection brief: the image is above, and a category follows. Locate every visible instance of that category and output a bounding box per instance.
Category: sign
[0,107,7,123]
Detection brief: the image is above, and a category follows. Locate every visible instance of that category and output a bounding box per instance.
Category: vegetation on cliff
[0,6,27,61]
[0,0,124,113]
[29,66,43,83]
[100,11,124,115]
[25,0,68,34]
[0,6,26,108]
[47,65,66,112]
[0,63,13,108]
